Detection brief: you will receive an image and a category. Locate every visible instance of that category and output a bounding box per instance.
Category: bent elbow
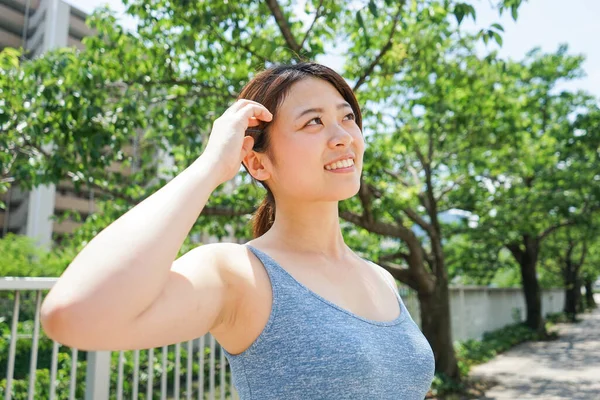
[40,298,75,345]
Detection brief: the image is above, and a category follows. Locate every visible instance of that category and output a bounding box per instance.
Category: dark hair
[238,62,363,238]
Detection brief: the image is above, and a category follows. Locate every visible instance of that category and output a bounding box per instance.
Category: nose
[328,124,354,148]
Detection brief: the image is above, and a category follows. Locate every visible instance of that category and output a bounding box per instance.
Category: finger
[229,99,268,113]
[238,104,273,125]
[247,117,261,127]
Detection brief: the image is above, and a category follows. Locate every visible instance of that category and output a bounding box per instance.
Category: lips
[325,158,355,170]
[324,154,355,169]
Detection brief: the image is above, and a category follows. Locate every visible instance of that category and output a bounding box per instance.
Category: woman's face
[262,77,364,203]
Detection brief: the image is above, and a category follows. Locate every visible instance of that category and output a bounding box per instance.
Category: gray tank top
[221,245,435,399]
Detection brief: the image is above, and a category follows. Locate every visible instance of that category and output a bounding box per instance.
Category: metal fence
[0,278,236,400]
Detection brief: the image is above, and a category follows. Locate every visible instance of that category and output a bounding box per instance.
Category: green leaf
[356,10,365,31]
[492,31,503,46]
[356,10,370,47]
[455,9,465,25]
[454,3,476,25]
[491,23,504,32]
[368,0,379,18]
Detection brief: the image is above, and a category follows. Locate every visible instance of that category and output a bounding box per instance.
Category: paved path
[471,295,600,400]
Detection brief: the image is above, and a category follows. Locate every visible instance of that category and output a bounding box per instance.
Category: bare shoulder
[186,242,259,329]
[185,242,254,285]
[364,259,399,293]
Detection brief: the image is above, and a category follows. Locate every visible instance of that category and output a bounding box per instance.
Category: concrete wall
[400,286,565,342]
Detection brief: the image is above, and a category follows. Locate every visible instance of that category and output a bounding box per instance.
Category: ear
[243,147,272,182]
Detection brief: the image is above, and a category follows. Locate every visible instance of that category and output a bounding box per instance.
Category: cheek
[353,129,366,151]
[272,136,315,177]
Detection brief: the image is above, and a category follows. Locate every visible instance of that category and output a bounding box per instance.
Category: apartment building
[0,0,90,55]
[1,0,244,250]
[1,0,100,251]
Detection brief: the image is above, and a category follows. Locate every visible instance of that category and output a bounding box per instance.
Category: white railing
[0,278,237,400]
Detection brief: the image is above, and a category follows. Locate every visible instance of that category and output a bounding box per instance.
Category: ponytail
[252,187,275,238]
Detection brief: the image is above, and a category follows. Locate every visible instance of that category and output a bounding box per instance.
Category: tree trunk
[563,260,578,321]
[520,261,544,332]
[418,278,459,380]
[576,279,585,313]
[584,278,597,308]
[509,236,546,334]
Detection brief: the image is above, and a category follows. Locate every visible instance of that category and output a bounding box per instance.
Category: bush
[0,233,74,278]
[545,311,572,324]
[455,322,540,373]
[0,320,85,380]
[0,352,87,400]
[429,322,543,397]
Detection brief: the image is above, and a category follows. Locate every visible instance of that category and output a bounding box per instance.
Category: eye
[305,116,323,126]
[305,113,355,127]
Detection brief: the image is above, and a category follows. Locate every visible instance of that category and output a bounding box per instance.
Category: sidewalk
[471,295,600,400]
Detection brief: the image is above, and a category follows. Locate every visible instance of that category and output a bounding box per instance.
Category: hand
[202,99,272,184]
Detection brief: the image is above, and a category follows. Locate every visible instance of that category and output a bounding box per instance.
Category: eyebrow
[295,102,353,121]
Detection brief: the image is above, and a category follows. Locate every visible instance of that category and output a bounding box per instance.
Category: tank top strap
[246,244,411,323]
[245,244,294,290]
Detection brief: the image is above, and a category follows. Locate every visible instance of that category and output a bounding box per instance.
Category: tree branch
[265,0,301,53]
[401,206,435,238]
[207,23,271,64]
[353,2,404,92]
[377,261,419,291]
[379,251,411,264]
[506,242,524,264]
[412,142,428,169]
[435,176,465,203]
[382,168,413,188]
[299,0,325,49]
[577,239,588,268]
[539,220,577,242]
[357,177,375,224]
[340,210,415,243]
[428,125,435,165]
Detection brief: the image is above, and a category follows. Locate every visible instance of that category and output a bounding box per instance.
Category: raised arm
[41,100,272,350]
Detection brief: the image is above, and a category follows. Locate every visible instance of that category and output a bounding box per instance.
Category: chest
[215,254,400,356]
[242,315,436,400]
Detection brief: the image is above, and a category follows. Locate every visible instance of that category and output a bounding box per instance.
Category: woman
[41,62,435,399]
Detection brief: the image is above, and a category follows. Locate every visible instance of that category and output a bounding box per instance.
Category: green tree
[581,243,600,309]
[541,224,595,320]
[456,47,600,333]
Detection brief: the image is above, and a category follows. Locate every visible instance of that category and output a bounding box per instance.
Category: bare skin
[213,241,401,356]
[40,77,400,354]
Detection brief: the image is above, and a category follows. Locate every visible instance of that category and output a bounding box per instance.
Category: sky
[65,0,600,97]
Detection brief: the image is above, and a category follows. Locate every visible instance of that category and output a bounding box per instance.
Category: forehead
[279,77,345,114]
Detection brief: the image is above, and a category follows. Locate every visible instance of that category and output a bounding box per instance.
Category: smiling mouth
[324,159,355,171]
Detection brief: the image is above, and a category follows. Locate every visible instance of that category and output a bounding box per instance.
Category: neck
[260,199,349,260]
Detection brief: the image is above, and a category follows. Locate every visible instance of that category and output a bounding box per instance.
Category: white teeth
[325,159,354,170]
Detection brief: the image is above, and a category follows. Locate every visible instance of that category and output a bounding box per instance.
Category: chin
[329,181,362,201]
